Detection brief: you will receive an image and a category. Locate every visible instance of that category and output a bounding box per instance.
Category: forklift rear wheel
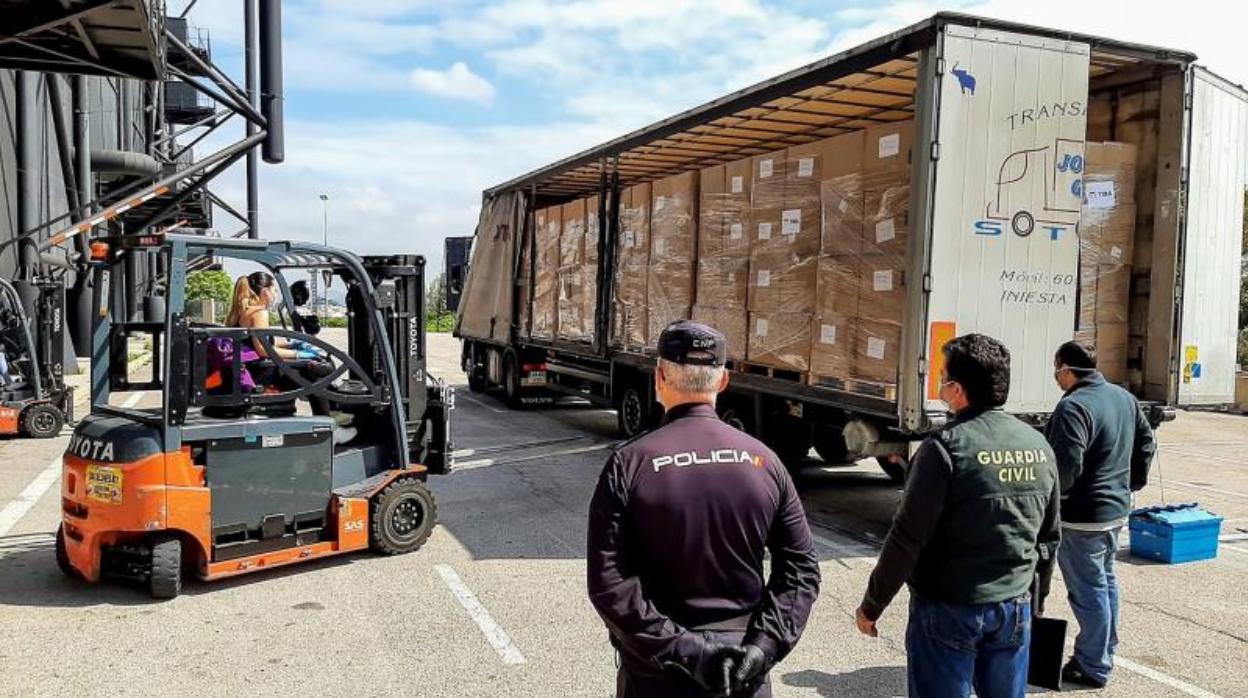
[149,536,183,599]
[21,404,63,439]
[55,524,80,581]
[370,477,437,555]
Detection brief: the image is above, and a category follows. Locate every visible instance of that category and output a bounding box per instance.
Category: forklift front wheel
[21,403,64,439]
[55,524,80,581]
[149,535,183,599]
[370,477,438,556]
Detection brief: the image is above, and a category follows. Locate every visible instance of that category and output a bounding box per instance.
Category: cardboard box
[854,318,901,384]
[692,305,748,361]
[1082,203,1136,266]
[1084,141,1138,206]
[749,206,783,253]
[748,251,816,314]
[752,151,787,208]
[810,312,854,380]
[532,205,563,340]
[1094,263,1131,324]
[1097,321,1129,384]
[864,121,914,173]
[785,132,866,203]
[858,254,906,324]
[617,183,651,268]
[821,174,864,256]
[611,184,650,348]
[584,195,600,335]
[754,203,819,257]
[815,255,860,318]
[748,311,812,372]
[558,199,589,341]
[699,164,727,259]
[695,256,750,310]
[862,184,910,257]
[723,158,753,257]
[651,171,698,264]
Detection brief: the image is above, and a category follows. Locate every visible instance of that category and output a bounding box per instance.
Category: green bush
[426,312,455,333]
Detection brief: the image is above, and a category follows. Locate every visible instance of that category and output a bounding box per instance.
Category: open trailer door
[1175,67,1248,406]
[914,23,1090,427]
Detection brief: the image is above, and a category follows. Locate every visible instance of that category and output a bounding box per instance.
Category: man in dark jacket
[587,320,820,697]
[1047,341,1156,688]
[856,333,1061,698]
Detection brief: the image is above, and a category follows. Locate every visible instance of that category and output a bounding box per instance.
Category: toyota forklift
[0,277,73,438]
[56,233,452,598]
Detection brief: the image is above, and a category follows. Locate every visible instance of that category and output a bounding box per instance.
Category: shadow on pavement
[782,666,908,697]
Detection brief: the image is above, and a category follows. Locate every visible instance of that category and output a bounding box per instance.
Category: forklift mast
[356,255,453,473]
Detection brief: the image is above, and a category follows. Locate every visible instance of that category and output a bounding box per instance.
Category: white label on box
[782,209,802,236]
[731,176,744,194]
[654,239,666,256]
[729,222,743,240]
[759,158,774,179]
[838,199,849,213]
[1110,245,1124,261]
[623,230,636,248]
[798,157,815,178]
[878,133,901,159]
[875,218,896,243]
[866,337,886,360]
[873,270,893,292]
[820,324,837,345]
[755,317,769,337]
[1086,181,1116,209]
[757,269,771,287]
[757,222,772,240]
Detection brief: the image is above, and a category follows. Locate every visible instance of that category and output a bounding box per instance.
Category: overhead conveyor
[0,0,166,80]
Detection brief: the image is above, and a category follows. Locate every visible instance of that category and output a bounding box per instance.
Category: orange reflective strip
[927,321,957,400]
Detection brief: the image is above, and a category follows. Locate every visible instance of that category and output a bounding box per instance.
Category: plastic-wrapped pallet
[531,205,562,340]
[647,172,698,341]
[748,311,812,372]
[854,255,905,384]
[557,199,588,342]
[583,195,600,339]
[1080,141,1139,383]
[692,305,748,362]
[611,183,651,349]
[811,255,860,381]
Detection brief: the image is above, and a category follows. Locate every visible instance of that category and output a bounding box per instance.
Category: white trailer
[454,13,1247,477]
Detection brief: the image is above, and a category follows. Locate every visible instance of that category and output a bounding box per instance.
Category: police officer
[587,320,820,698]
[855,333,1061,698]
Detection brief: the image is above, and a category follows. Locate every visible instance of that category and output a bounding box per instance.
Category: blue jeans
[1057,527,1121,683]
[906,594,1032,698]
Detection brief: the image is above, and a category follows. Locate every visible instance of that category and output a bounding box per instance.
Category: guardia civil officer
[586,320,820,698]
[855,333,1061,698]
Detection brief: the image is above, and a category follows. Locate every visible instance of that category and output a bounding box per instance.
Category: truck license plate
[86,465,123,504]
[521,371,546,387]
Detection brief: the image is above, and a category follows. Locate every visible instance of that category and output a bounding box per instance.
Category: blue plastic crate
[1129,503,1223,564]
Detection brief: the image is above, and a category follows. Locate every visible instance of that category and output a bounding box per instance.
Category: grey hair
[658,358,725,394]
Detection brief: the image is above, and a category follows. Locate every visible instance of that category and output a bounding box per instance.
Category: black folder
[1028,616,1068,690]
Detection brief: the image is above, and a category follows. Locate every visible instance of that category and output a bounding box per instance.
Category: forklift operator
[225,272,334,416]
[587,320,821,698]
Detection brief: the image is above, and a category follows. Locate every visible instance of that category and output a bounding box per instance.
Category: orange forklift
[56,234,452,598]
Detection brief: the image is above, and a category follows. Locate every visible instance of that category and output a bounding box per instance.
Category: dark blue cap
[657,320,727,366]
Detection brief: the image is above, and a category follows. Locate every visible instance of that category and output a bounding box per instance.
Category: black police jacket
[586,402,820,676]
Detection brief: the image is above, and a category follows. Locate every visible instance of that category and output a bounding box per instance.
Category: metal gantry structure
[0,0,284,360]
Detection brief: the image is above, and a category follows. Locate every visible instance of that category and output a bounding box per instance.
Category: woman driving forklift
[216,271,354,441]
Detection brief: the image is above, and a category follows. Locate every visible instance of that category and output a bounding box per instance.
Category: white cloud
[408,62,496,105]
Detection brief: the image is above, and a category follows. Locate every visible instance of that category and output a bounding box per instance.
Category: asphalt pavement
[1,332,1245,696]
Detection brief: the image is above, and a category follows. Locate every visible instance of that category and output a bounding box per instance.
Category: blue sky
[171,0,1246,274]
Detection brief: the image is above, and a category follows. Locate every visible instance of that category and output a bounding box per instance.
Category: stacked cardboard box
[532,205,562,340]
[1078,141,1138,383]
[557,199,588,342]
[611,183,651,349]
[583,195,600,340]
[695,162,751,360]
[647,172,699,341]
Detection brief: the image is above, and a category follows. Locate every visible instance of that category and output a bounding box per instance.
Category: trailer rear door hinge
[930,142,940,161]
[923,274,933,292]
[935,57,946,76]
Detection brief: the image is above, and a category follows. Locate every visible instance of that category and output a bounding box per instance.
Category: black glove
[686,643,745,696]
[730,644,768,695]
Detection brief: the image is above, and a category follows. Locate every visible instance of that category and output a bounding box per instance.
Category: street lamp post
[319,193,329,317]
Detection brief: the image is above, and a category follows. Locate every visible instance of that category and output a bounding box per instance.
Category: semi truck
[450,12,1247,479]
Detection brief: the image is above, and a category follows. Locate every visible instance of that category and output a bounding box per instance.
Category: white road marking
[457,393,508,414]
[1219,533,1248,543]
[434,564,526,666]
[0,453,64,537]
[1114,656,1223,698]
[0,392,146,536]
[454,443,612,471]
[1220,544,1248,556]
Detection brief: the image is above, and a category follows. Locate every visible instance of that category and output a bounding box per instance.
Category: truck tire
[812,426,850,465]
[21,403,64,439]
[616,385,652,439]
[877,455,907,484]
[764,415,812,471]
[502,353,524,409]
[370,477,437,555]
[149,535,182,599]
[467,368,487,393]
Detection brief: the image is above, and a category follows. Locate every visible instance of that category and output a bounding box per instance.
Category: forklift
[56,233,452,598]
[0,277,73,438]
